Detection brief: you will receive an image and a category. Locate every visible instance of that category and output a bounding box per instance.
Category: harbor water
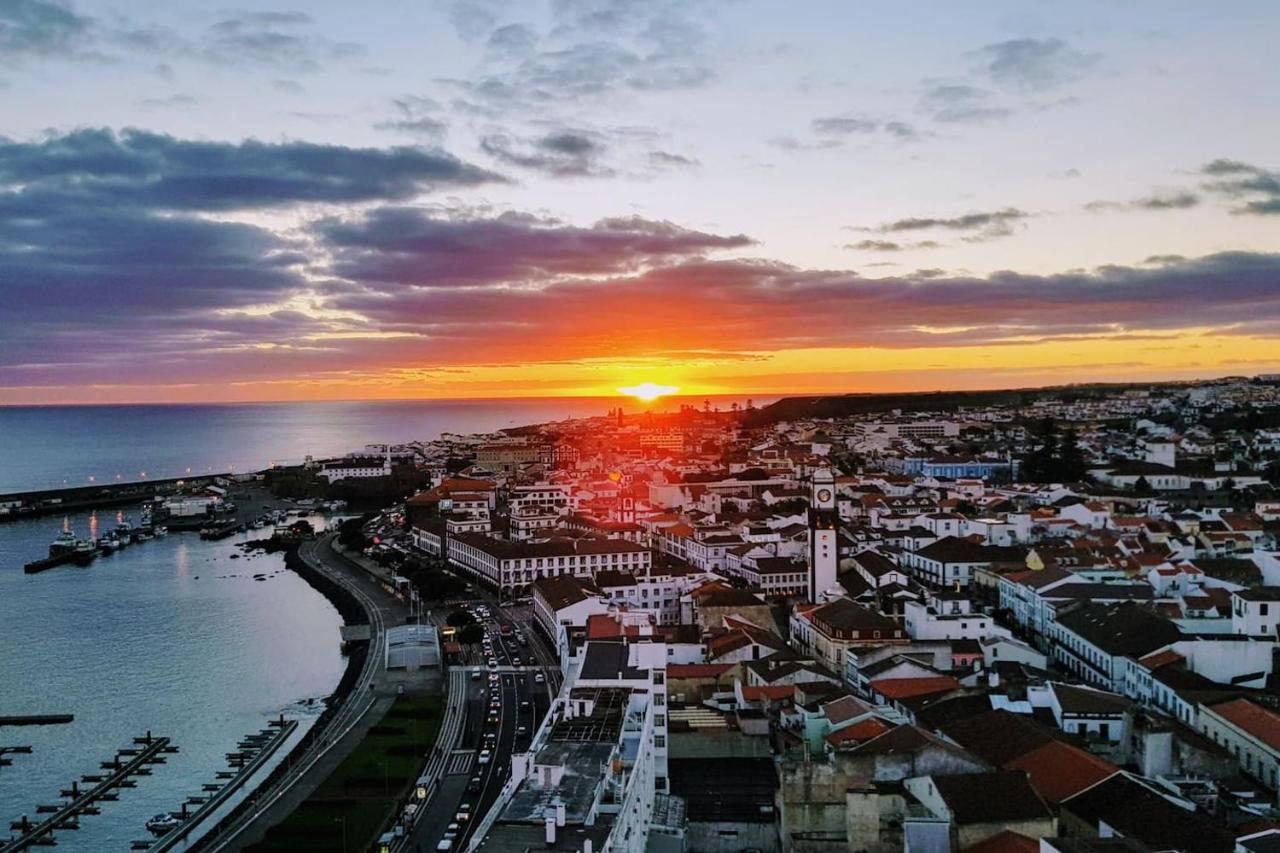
[0,509,346,850]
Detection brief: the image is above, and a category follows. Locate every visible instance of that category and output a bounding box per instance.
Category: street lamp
[334,816,347,853]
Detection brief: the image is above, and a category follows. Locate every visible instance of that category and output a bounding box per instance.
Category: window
[655,735,666,748]
[655,714,665,727]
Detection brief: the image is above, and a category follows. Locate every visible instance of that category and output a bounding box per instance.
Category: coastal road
[196,533,408,853]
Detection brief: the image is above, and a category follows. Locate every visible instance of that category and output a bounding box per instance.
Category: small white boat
[146,813,183,835]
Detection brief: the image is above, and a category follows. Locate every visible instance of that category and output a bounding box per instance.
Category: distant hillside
[740,380,1202,427]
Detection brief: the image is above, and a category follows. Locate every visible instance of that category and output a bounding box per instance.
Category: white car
[478,750,492,765]
[534,673,545,684]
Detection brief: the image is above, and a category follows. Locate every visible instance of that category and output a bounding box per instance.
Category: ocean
[0,396,770,494]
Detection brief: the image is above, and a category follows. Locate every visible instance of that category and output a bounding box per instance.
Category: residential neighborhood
[336,377,1280,852]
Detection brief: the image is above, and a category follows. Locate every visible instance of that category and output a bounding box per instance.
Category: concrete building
[467,640,675,853]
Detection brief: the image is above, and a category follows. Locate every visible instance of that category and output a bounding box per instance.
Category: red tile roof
[825,717,893,747]
[962,830,1040,853]
[1005,740,1118,803]
[667,663,733,679]
[1210,698,1280,750]
[869,675,960,701]
[740,684,794,702]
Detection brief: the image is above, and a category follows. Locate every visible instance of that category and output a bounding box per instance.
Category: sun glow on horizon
[618,381,680,402]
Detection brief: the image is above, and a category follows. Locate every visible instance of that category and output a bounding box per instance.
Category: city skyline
[3,1,1280,404]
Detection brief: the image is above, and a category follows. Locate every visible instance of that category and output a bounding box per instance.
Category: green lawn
[247,694,442,853]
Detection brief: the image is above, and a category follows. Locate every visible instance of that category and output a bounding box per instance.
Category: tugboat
[72,538,98,566]
[98,534,121,553]
[114,515,135,547]
[145,813,183,835]
[49,527,78,558]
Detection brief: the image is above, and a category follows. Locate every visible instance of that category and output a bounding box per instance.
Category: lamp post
[334,816,347,853]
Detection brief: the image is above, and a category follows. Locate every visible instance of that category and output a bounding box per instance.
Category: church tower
[807,466,838,601]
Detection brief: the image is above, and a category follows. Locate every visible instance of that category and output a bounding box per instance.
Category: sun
[618,381,680,402]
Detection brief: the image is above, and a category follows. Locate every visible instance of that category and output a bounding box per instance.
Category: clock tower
[808,466,839,601]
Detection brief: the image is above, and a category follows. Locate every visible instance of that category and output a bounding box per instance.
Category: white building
[903,594,995,641]
[466,640,675,853]
[1232,588,1280,636]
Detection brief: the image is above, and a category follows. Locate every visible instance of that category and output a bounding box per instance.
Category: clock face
[816,488,832,503]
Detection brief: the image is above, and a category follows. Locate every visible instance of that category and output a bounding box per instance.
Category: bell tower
[808,467,838,601]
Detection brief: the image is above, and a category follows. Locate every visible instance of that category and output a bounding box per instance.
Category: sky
[1,0,1279,404]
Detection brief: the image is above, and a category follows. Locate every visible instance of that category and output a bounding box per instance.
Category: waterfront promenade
[196,533,420,852]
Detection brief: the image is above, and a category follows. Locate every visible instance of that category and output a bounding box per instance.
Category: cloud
[1201,159,1280,215]
[971,37,1099,92]
[844,239,941,252]
[648,150,699,169]
[919,83,1012,124]
[767,135,842,152]
[480,129,613,177]
[862,207,1031,241]
[138,93,197,110]
[201,11,364,71]
[376,96,448,139]
[440,1,716,113]
[1085,191,1199,213]
[812,115,877,135]
[807,115,920,143]
[315,208,753,288]
[308,247,1280,373]
[0,0,91,59]
[0,127,503,211]
[271,78,306,95]
[109,11,365,74]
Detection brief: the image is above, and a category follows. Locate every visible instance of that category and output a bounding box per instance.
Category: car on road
[520,700,531,712]
[437,840,453,852]
[534,673,545,684]
[487,659,498,669]
[470,670,480,681]
[487,673,499,684]
[468,775,482,792]
[516,725,528,736]
[455,806,471,822]
[478,750,491,765]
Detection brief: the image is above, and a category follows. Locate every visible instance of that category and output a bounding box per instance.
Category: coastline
[188,543,369,852]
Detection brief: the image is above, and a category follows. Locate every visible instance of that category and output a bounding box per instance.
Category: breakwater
[0,475,232,523]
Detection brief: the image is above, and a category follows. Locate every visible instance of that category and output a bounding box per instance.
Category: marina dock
[22,551,92,574]
[0,716,73,727]
[2,733,175,852]
[139,717,297,852]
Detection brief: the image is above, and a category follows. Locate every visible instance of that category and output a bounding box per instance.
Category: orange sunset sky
[2,2,1279,404]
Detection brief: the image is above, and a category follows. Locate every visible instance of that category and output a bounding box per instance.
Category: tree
[1134,476,1153,495]
[1058,429,1087,482]
[1021,419,1059,483]
[458,623,485,645]
[446,608,476,628]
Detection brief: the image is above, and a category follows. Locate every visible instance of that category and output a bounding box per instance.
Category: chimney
[545,816,557,845]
